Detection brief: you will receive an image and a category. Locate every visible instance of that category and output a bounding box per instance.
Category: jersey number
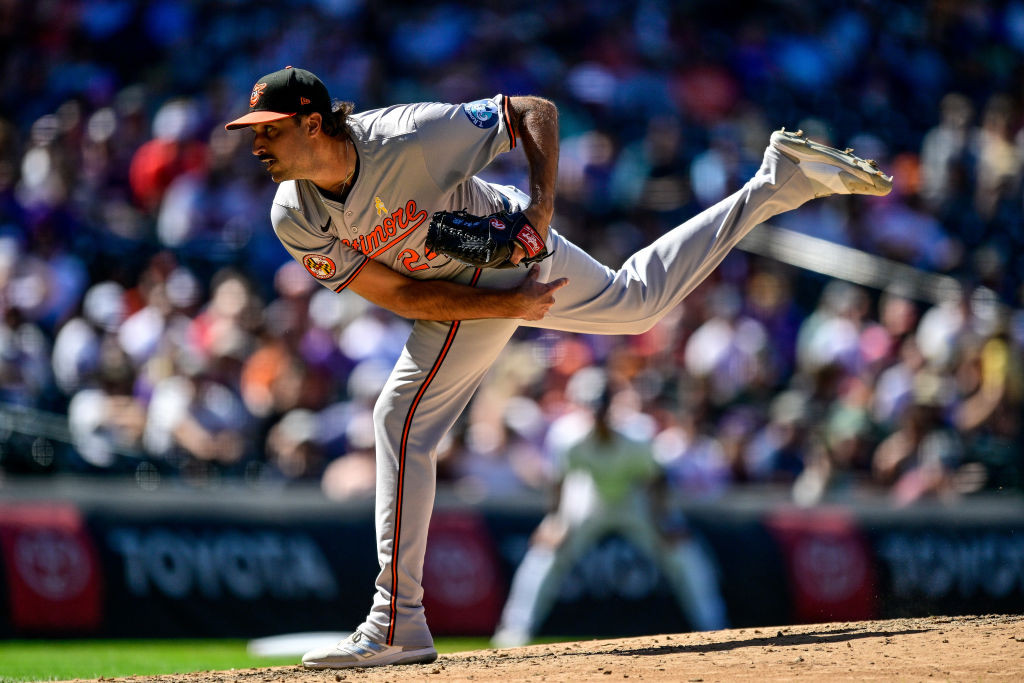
[400,248,438,272]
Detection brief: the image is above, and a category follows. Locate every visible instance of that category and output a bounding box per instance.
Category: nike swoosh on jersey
[320,216,333,232]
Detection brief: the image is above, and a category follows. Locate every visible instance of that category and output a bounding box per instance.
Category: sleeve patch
[463,99,500,129]
[302,254,337,280]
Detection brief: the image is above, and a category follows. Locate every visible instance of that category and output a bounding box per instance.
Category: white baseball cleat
[301,630,438,669]
[770,128,893,198]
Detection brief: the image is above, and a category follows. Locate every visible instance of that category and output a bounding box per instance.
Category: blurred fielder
[492,380,728,648]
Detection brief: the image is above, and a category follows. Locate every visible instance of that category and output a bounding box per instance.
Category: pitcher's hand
[513,266,567,320]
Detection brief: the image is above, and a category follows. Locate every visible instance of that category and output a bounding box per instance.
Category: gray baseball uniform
[270,96,818,647]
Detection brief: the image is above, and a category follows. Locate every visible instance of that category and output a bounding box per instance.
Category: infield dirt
[64,614,1024,682]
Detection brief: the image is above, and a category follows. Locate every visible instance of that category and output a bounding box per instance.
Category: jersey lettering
[338,199,429,257]
[360,230,382,253]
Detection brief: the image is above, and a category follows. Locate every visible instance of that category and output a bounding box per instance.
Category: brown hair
[319,98,355,139]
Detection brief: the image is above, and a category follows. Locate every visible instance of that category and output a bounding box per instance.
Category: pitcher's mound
[69,614,1024,682]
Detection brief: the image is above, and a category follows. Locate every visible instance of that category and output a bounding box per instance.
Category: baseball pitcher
[225,66,891,669]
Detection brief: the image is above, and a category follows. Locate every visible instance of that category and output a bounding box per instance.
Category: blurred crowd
[0,0,1022,505]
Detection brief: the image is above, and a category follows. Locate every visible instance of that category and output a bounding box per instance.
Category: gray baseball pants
[358,146,816,647]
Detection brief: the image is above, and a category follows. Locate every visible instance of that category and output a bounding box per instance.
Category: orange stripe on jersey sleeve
[334,255,370,292]
[503,96,517,150]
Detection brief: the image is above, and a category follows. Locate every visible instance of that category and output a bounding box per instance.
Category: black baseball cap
[224,67,330,130]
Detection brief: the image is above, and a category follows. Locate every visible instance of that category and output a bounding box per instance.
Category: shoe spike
[844,148,854,154]
[795,129,804,137]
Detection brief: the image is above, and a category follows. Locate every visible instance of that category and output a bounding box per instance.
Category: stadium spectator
[0,0,1020,505]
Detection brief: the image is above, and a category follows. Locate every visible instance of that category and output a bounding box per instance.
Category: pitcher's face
[250,118,309,182]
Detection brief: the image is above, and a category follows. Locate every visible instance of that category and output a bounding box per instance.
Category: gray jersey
[270,96,517,292]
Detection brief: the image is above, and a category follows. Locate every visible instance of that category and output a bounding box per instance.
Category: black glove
[425,210,550,269]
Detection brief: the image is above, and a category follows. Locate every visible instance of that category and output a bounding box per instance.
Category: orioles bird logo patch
[375,197,389,217]
[250,83,268,107]
[302,254,336,280]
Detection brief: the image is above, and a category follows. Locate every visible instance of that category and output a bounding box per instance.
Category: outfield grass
[0,638,496,683]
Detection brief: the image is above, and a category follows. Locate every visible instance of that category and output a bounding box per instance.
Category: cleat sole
[770,129,893,196]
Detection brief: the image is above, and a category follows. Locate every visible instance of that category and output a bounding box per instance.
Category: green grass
[0,638,500,683]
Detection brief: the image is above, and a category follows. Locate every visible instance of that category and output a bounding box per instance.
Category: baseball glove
[426,209,549,269]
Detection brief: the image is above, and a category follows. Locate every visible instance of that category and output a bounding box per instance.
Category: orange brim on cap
[224,110,296,131]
